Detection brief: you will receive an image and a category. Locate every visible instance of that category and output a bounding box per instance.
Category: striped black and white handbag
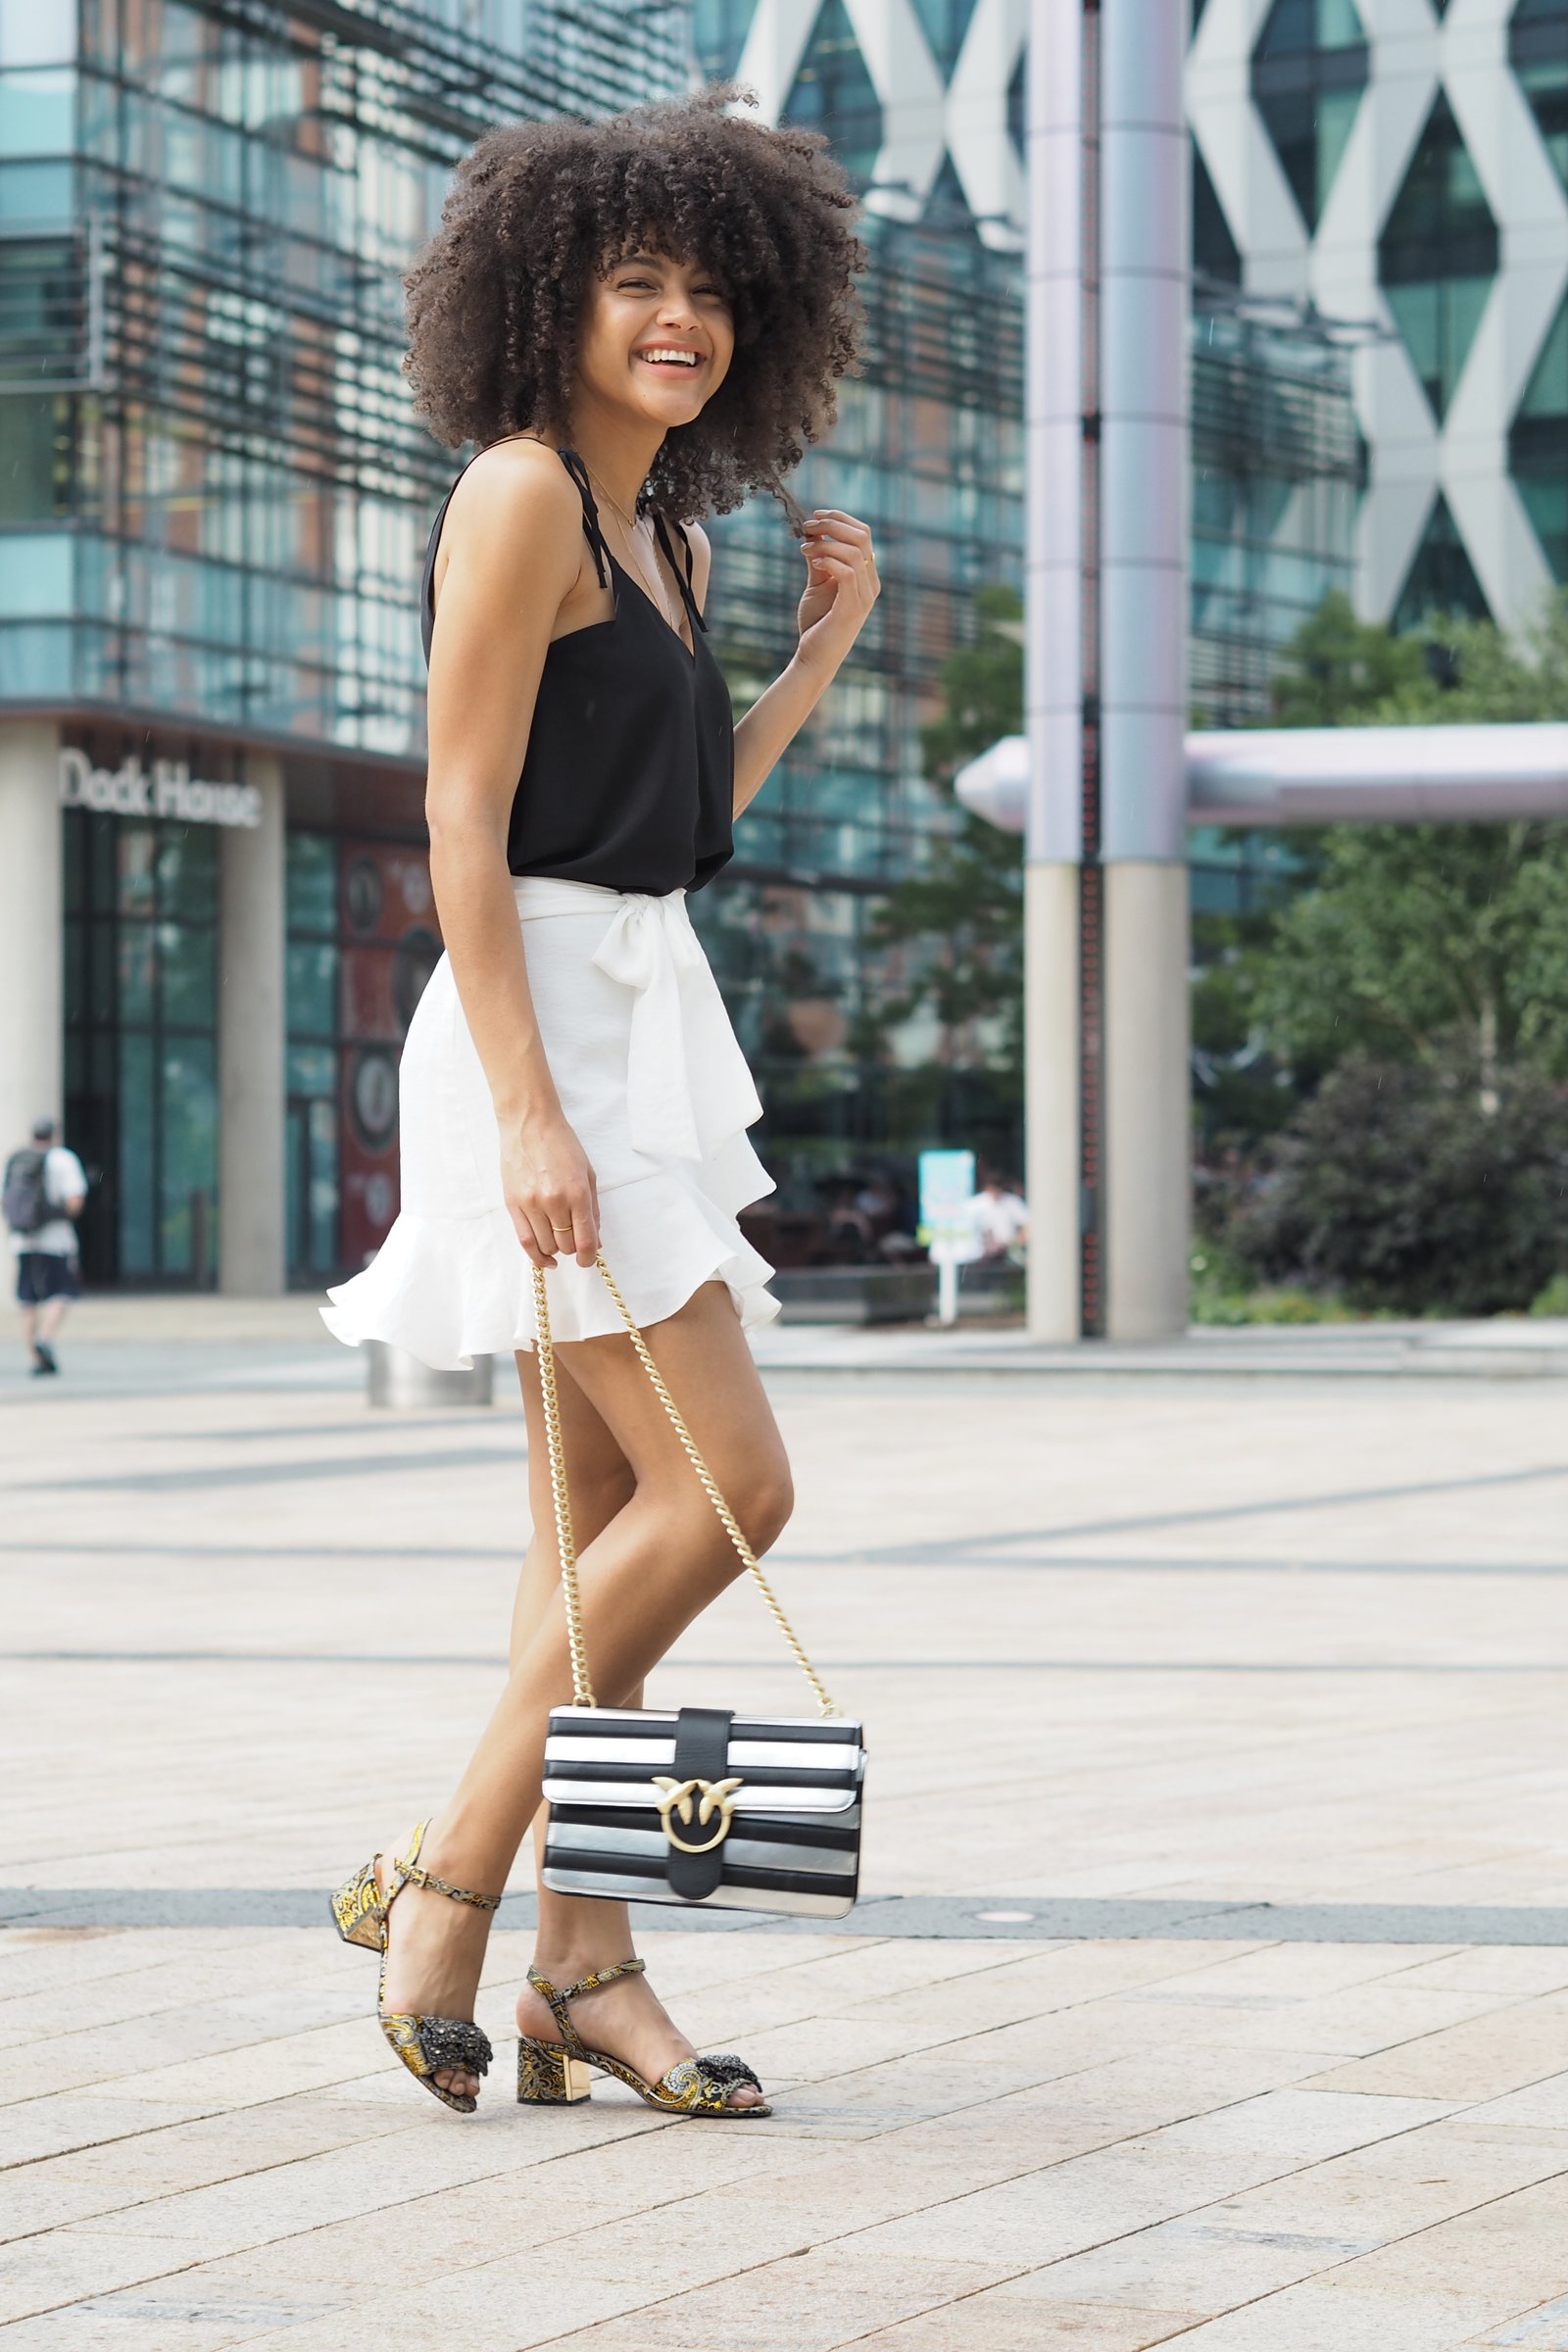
[531,1256,866,1922]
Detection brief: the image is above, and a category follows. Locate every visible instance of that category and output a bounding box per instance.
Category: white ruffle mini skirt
[320,875,779,1366]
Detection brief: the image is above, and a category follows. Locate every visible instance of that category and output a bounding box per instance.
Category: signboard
[59,748,263,829]
[918,1149,976,1250]
[918,1147,976,1328]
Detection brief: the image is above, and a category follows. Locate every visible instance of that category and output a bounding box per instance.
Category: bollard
[365,1341,494,1408]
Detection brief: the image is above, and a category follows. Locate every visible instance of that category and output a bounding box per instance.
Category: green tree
[867,583,1025,1092]
[1255,821,1568,1095]
[1268,587,1428,725]
[1194,589,1568,1143]
[1256,588,1568,1098]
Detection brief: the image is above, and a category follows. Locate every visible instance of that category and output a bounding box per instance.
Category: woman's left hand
[796,509,879,674]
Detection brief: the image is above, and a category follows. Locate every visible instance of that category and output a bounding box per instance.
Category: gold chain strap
[529,1254,840,1720]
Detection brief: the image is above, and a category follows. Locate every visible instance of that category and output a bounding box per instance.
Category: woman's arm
[687,509,879,818]
[423,443,600,1271]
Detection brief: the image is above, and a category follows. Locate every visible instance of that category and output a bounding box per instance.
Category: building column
[218,754,286,1295]
[1103,862,1190,1339]
[1023,861,1082,1340]
[0,718,64,1159]
[1023,0,1089,1341]
[1098,2,1191,1342]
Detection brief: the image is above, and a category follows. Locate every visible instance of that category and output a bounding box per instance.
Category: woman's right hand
[501,1108,600,1270]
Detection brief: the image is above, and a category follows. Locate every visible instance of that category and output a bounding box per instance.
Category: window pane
[287,939,337,1038]
[159,1035,217,1278]
[118,1030,154,1275]
[118,920,155,1024]
[158,918,216,1029]
[286,829,336,932]
[117,825,157,917]
[307,1097,338,1269]
[156,823,218,922]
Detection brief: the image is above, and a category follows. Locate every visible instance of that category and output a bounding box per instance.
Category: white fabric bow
[590,891,761,1161]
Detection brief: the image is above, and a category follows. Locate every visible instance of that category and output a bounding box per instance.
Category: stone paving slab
[4,1342,1568,2342]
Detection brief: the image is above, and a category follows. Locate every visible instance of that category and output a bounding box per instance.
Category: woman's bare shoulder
[450,436,579,528]
[439,438,584,602]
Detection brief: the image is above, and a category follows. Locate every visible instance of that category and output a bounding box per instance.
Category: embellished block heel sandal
[516,1959,770,2119]
[329,1820,502,2114]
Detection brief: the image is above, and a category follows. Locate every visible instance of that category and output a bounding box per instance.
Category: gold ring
[551,1225,572,1237]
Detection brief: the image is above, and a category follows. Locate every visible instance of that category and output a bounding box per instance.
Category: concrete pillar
[1099,0,1190,1342]
[1024,861,1082,1341]
[218,754,286,1295]
[1103,862,1190,1340]
[0,718,64,1158]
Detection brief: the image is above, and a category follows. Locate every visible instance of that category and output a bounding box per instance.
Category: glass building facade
[3,0,1363,1290]
[0,0,690,1288]
[1197,0,1568,623]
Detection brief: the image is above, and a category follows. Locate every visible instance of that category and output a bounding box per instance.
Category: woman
[321,84,875,2120]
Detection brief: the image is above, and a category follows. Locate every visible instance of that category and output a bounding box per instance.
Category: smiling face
[574,242,735,431]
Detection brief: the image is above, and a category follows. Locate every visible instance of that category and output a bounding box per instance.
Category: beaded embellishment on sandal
[516,1959,770,2119]
[329,1821,501,2114]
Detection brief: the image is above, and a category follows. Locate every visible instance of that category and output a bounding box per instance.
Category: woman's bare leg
[508,1339,768,2102]
[508,1342,640,1993]
[374,1281,792,2098]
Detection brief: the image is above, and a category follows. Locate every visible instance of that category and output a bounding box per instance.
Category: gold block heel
[329,1821,502,2115]
[517,2036,594,2104]
[329,1859,389,1952]
[518,1961,770,2120]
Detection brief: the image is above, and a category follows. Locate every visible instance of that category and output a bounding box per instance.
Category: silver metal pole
[1024,0,1089,1342]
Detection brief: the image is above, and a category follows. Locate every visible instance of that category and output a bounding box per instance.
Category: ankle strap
[387,1822,502,1914]
[527,1957,645,2047]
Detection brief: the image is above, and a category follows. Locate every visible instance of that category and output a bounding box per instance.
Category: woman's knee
[656,1451,792,1577]
[724,1450,795,1558]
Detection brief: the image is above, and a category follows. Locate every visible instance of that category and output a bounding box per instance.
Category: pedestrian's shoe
[329,1820,500,2114]
[31,1344,57,1376]
[516,1959,770,2118]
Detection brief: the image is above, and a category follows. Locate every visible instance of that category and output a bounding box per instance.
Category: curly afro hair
[402,81,867,531]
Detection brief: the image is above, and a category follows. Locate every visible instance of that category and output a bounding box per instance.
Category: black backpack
[2,1149,49,1236]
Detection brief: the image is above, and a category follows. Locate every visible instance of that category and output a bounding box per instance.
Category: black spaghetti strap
[556,446,610,590]
[653,513,708,634]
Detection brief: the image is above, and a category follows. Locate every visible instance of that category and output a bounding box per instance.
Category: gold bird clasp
[651,1775,745,1855]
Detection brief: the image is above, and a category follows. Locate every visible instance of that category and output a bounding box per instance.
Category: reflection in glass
[156,823,218,922]
[1512,0,1568,200]
[1393,494,1491,631]
[117,921,155,1024]
[117,824,157,916]
[159,1036,217,1280]
[1379,94,1499,421]
[1510,292,1568,581]
[286,936,338,1039]
[118,1030,154,1275]
[1250,0,1369,231]
[285,829,336,933]
[784,0,883,182]
[157,918,217,1028]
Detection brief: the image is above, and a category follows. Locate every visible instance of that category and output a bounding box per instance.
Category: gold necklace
[582,461,684,640]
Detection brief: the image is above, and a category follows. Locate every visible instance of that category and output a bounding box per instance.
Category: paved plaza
[4,1304,1568,2347]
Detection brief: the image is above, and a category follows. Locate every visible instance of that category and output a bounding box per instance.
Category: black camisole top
[420,442,735,896]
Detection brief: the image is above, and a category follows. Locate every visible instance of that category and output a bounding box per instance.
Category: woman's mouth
[635,347,704,376]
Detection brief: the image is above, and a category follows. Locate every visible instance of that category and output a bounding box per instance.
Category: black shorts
[15,1252,81,1306]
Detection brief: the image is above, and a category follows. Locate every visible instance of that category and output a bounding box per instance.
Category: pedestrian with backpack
[5,1119,87,1377]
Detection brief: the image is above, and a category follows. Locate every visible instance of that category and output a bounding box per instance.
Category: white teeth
[640,349,699,366]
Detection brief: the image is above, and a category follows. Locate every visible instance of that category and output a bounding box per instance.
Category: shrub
[1230,1052,1568,1317]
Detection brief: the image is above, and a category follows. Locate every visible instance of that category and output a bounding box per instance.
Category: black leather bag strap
[663,1706,736,1901]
